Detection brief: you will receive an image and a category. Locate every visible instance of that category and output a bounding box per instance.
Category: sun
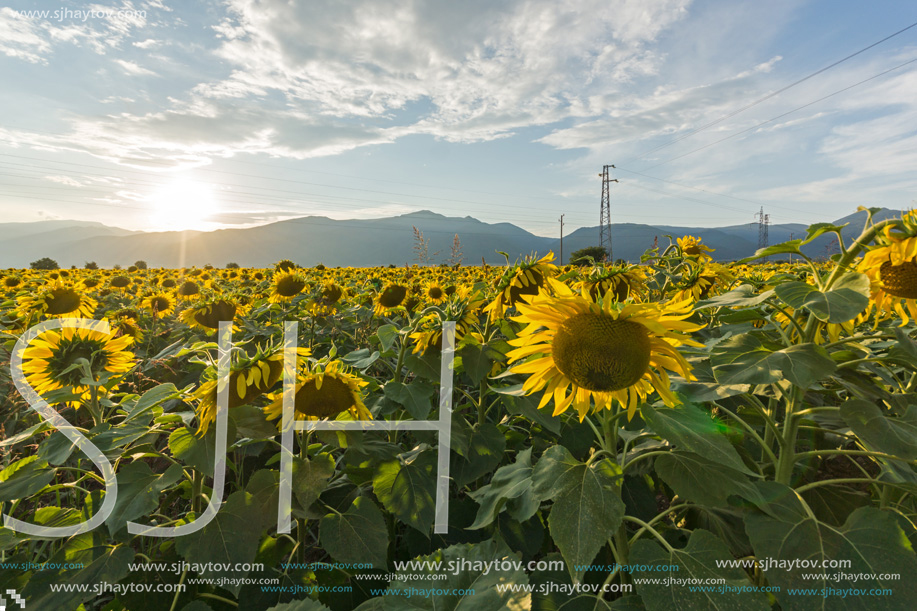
[148,178,218,231]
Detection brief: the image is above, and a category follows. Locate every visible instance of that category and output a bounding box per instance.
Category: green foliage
[29,256,59,270]
[5,215,917,609]
[569,245,607,266]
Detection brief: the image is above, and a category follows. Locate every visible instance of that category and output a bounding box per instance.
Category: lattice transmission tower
[599,165,618,261]
[755,206,769,257]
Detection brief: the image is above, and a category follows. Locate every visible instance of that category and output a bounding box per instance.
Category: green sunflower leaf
[370,539,530,610]
[373,450,436,534]
[174,491,263,596]
[532,445,625,583]
[641,403,754,475]
[630,529,770,611]
[745,481,917,610]
[106,461,183,536]
[710,334,836,389]
[319,496,389,569]
[840,399,917,460]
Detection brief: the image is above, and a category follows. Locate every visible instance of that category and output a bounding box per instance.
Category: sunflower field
[2,207,917,610]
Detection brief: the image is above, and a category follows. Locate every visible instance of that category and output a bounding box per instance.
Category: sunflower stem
[602,408,618,458]
[191,470,202,515]
[775,388,802,485]
[169,564,189,611]
[87,385,103,428]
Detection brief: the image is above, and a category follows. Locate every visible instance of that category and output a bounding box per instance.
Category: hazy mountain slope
[0,208,904,268]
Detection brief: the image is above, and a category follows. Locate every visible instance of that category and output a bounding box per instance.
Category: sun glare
[148,178,218,231]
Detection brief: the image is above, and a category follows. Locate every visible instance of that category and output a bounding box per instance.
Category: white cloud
[45,175,85,186]
[115,58,156,75]
[0,7,52,63]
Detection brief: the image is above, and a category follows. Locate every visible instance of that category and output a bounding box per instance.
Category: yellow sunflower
[19,322,134,405]
[423,281,447,305]
[264,360,371,423]
[576,264,647,302]
[2,275,22,291]
[269,272,307,304]
[177,280,201,298]
[17,282,97,320]
[859,210,917,324]
[677,235,715,260]
[374,283,409,316]
[671,262,733,302]
[409,289,486,355]
[141,293,176,319]
[179,298,241,331]
[193,345,309,434]
[484,252,558,322]
[506,280,703,420]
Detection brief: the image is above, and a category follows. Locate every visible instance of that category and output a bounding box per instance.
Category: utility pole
[789,232,795,263]
[559,214,565,264]
[599,165,618,262]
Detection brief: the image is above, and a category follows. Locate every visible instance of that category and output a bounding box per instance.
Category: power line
[618,181,812,225]
[642,56,917,170]
[613,166,804,214]
[629,20,917,162]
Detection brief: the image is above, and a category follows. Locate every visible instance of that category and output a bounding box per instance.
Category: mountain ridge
[0,208,904,268]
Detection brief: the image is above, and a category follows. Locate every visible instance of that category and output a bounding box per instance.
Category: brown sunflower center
[110,276,130,288]
[150,296,170,312]
[178,281,199,296]
[193,300,237,329]
[552,313,651,392]
[293,376,355,418]
[45,288,83,315]
[428,286,444,300]
[276,275,306,297]
[320,284,343,304]
[879,260,917,299]
[379,285,407,308]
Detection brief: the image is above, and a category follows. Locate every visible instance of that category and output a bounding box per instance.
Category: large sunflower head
[264,360,371,424]
[506,282,703,420]
[19,322,134,406]
[269,272,307,304]
[485,252,558,322]
[193,345,309,434]
[179,297,241,331]
[859,210,917,324]
[17,282,97,320]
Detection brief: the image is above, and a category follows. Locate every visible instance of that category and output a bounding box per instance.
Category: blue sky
[0,0,915,236]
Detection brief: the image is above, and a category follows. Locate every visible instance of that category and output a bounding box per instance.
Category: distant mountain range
[0,208,905,268]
